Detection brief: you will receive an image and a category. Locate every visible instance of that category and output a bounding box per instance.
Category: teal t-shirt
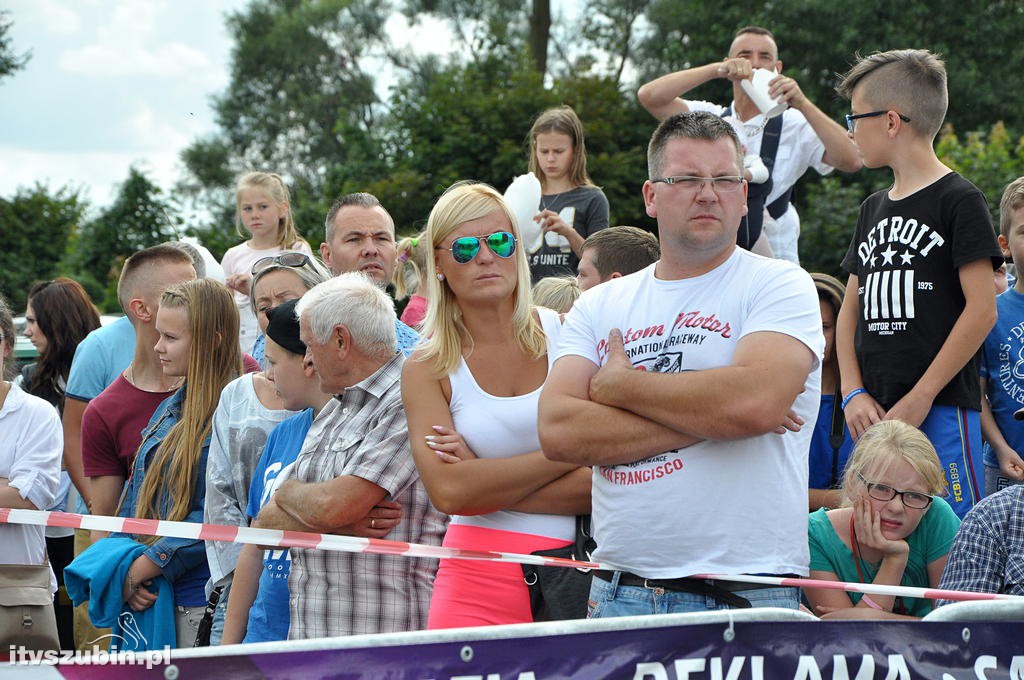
[807,498,960,616]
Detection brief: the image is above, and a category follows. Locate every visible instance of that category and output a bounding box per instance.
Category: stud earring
[437,273,445,281]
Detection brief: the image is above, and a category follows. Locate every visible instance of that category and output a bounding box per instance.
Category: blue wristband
[841,388,868,410]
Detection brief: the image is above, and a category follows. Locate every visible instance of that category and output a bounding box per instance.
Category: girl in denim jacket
[118,278,242,646]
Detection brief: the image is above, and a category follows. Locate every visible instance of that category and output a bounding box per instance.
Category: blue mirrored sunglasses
[438,231,517,264]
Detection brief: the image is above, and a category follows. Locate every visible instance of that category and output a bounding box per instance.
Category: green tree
[574,0,651,85]
[937,122,1024,227]
[179,0,391,246]
[0,185,85,313]
[0,10,30,83]
[178,1,667,251]
[382,52,654,234]
[554,75,655,230]
[176,137,239,259]
[797,173,883,279]
[401,0,547,72]
[68,167,178,311]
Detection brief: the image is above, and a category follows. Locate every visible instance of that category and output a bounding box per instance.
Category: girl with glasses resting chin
[402,181,591,628]
[804,420,960,619]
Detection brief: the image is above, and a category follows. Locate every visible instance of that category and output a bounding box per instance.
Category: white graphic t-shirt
[555,249,823,578]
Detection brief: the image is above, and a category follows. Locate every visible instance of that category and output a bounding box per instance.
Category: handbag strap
[574,514,596,565]
[828,387,847,488]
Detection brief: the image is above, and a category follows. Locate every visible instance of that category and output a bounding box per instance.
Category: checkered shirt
[286,353,447,638]
[936,485,1024,606]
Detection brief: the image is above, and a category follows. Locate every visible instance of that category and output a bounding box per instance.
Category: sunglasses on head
[251,252,314,275]
[437,231,517,264]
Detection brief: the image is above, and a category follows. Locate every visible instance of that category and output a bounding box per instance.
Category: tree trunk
[529,0,550,75]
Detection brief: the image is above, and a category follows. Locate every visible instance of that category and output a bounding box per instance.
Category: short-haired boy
[980,177,1024,494]
[576,226,661,291]
[835,49,1003,519]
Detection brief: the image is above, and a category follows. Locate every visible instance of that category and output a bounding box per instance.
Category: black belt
[594,571,787,609]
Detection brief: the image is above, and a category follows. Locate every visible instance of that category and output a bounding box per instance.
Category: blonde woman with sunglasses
[402,181,591,628]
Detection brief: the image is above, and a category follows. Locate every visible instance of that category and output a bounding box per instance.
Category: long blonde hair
[418,182,546,376]
[235,171,309,250]
[132,279,242,538]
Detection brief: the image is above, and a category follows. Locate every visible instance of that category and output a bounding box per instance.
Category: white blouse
[0,383,62,590]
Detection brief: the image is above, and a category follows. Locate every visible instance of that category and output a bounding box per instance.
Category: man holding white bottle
[637,26,861,263]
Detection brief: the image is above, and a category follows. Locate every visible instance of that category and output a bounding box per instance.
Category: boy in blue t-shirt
[980,177,1024,494]
[239,409,313,643]
[835,49,1003,519]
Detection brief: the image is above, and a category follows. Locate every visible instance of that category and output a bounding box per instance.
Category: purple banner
[30,611,1024,679]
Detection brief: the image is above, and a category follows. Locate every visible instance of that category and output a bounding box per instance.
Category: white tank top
[448,306,574,540]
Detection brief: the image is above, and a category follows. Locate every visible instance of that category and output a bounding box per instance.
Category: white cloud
[1,0,243,209]
[125,105,196,152]
[61,41,215,80]
[12,0,80,35]
[0,144,181,208]
[385,13,455,57]
[57,1,219,83]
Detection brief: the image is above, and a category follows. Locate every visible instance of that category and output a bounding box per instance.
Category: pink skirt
[427,523,572,629]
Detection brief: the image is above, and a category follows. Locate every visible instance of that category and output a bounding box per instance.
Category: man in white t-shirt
[637,26,861,263]
[539,111,824,615]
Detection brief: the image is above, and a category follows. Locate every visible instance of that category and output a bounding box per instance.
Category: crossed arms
[539,328,816,467]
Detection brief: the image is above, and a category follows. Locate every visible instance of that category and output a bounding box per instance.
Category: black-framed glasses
[650,176,745,193]
[251,252,314,275]
[436,231,517,264]
[845,110,911,133]
[857,473,932,509]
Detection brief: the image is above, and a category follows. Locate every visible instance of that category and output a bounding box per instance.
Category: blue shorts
[919,405,982,519]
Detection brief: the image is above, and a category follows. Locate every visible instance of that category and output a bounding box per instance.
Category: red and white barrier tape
[2,508,1019,604]
[0,508,601,570]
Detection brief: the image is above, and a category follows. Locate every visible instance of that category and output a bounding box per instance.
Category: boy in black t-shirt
[834,49,1002,519]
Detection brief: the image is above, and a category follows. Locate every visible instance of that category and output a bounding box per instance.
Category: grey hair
[249,253,333,316]
[295,272,397,358]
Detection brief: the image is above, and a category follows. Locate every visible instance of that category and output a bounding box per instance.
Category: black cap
[264,299,306,356]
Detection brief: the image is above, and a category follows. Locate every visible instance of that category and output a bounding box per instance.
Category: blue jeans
[587,572,799,618]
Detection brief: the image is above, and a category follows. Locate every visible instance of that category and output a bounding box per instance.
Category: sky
[0,0,461,211]
[0,1,250,208]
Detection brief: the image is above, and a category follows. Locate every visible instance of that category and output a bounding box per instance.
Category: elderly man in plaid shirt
[253,273,447,639]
